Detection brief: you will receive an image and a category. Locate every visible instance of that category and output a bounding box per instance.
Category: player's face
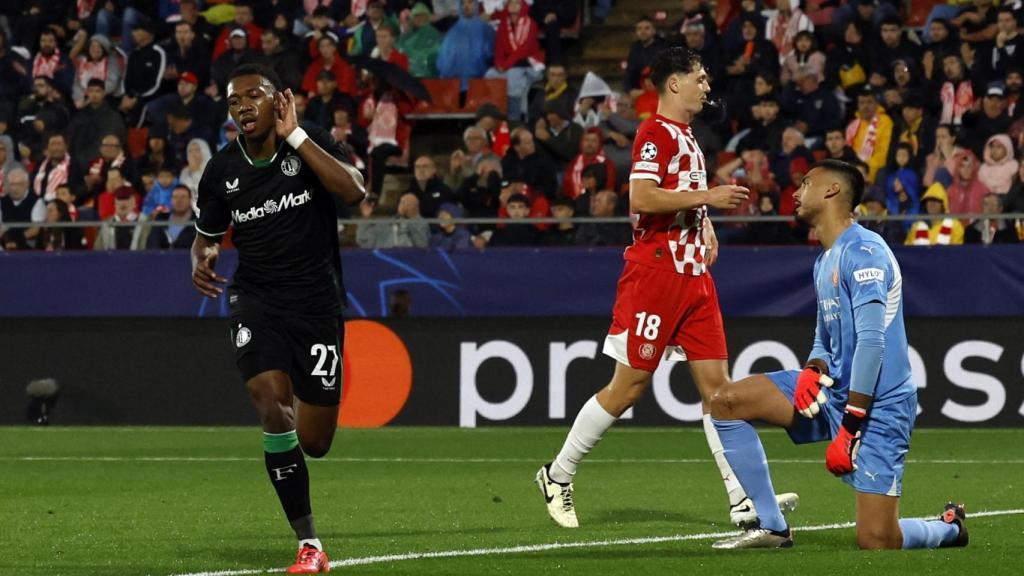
[227,74,276,139]
[667,65,710,114]
[794,168,841,224]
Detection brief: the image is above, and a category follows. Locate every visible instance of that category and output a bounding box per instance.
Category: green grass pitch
[3,427,1023,575]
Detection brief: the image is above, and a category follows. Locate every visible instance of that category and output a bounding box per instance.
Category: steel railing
[3,213,1024,229]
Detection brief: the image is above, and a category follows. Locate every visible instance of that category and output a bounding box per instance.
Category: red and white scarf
[76,56,109,92]
[940,81,973,125]
[366,94,399,151]
[506,15,531,52]
[33,48,62,80]
[846,113,880,164]
[77,0,97,19]
[33,155,70,201]
[910,218,954,245]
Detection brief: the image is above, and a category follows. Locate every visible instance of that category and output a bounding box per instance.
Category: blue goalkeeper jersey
[809,223,915,408]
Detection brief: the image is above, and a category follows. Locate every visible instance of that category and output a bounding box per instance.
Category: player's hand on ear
[275,89,299,139]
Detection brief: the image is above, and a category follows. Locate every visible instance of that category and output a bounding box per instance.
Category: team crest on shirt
[832,269,839,287]
[236,325,251,348]
[281,155,302,176]
[639,141,658,161]
[638,343,657,361]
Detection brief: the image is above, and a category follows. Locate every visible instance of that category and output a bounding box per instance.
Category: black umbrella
[348,55,432,103]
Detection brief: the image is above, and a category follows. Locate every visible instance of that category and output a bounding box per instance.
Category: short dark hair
[551,196,575,209]
[810,159,865,209]
[86,78,106,90]
[880,15,902,29]
[636,14,653,25]
[650,47,702,94]
[507,193,530,207]
[228,63,283,92]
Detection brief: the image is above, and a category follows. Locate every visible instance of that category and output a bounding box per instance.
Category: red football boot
[286,545,330,574]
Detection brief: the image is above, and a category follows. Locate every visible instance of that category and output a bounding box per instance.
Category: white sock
[299,538,323,551]
[703,413,747,506]
[550,395,617,484]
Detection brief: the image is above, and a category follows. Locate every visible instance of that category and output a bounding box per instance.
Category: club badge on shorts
[639,343,657,361]
[236,325,252,348]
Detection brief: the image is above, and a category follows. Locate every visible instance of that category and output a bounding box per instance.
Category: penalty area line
[170,508,1024,576]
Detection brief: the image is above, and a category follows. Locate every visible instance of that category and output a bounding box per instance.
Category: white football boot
[535,463,578,528]
[729,493,800,528]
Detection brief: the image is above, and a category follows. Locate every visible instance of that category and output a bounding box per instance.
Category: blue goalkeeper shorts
[765,370,917,497]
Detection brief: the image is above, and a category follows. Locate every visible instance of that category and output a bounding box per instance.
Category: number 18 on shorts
[602,262,728,372]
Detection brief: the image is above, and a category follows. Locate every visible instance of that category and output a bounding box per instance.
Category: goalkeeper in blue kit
[706,160,968,550]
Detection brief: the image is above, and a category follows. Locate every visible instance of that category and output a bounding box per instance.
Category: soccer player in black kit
[191,64,364,574]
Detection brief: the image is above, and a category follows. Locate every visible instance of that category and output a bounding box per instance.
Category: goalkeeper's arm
[825,301,886,475]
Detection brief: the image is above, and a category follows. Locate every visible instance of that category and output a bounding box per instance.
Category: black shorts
[229,308,345,407]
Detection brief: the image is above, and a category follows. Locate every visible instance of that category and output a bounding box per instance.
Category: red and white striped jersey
[626,114,709,276]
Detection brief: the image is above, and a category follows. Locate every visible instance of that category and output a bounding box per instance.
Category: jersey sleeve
[628,121,677,185]
[302,121,355,166]
[841,240,892,310]
[194,158,230,239]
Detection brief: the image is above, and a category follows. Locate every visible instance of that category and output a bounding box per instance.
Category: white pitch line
[6,456,1024,465]
[171,508,1024,576]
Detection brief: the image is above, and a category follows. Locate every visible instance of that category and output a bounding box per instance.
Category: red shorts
[603,261,728,371]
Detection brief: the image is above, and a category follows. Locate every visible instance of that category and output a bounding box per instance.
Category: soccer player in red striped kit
[536,47,798,528]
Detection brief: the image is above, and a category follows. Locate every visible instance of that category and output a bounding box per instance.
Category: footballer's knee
[300,436,333,459]
[709,385,741,420]
[246,375,294,432]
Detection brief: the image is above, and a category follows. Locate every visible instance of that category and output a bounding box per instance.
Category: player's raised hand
[192,248,227,298]
[275,88,299,139]
[794,366,834,418]
[705,185,749,210]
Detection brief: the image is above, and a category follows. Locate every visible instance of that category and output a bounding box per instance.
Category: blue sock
[898,519,959,549]
[712,417,786,532]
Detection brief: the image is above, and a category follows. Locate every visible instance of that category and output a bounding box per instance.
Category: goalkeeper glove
[794,366,834,418]
[825,406,865,476]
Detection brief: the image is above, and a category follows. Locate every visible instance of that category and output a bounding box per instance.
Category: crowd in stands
[0,0,1022,252]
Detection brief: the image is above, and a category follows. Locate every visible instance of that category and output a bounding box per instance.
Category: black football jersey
[195,122,351,317]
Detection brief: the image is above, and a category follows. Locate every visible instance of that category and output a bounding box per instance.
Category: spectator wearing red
[562,128,615,200]
[211,2,263,61]
[476,104,510,157]
[32,28,74,95]
[370,26,409,71]
[937,54,974,127]
[486,0,544,123]
[946,150,990,220]
[303,33,357,96]
[83,133,136,204]
[96,168,137,220]
[32,133,82,202]
[634,67,658,121]
[70,34,123,108]
[764,0,813,66]
[361,78,414,195]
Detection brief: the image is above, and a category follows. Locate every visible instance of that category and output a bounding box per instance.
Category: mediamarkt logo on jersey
[232,189,312,223]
